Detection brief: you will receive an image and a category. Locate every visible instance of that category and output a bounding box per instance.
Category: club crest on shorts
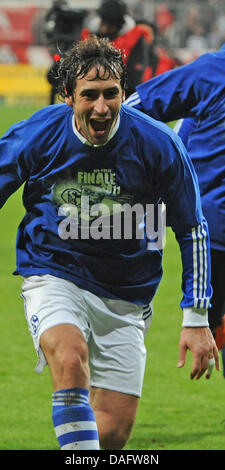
[30,314,39,335]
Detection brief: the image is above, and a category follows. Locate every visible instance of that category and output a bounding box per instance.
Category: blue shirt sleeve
[135,53,214,122]
[0,122,30,208]
[157,133,212,310]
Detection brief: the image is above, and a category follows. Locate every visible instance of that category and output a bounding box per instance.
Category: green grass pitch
[0,105,225,450]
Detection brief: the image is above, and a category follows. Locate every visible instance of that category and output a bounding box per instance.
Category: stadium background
[1,0,225,452]
[0,0,225,105]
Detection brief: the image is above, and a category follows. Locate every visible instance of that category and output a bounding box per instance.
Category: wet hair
[57,35,127,99]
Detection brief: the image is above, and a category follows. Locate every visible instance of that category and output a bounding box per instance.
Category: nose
[94,95,109,115]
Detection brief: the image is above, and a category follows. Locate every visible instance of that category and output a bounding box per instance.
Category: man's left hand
[177,326,219,379]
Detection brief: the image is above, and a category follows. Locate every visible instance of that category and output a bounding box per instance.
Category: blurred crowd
[84,0,225,53]
[41,0,225,102]
[43,0,180,102]
[1,0,225,66]
[127,0,225,52]
[41,0,225,54]
[1,0,224,100]
[151,0,225,53]
[41,0,225,68]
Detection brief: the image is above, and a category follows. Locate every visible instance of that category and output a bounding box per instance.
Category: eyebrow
[80,86,120,96]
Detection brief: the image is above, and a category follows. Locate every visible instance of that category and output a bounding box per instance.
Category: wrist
[182,307,209,327]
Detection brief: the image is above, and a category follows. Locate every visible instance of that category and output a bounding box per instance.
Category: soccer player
[0,37,218,450]
[126,44,225,349]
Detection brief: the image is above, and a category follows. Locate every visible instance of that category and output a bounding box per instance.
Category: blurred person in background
[42,0,87,104]
[43,0,177,101]
[125,43,225,361]
[135,19,179,81]
[81,0,165,97]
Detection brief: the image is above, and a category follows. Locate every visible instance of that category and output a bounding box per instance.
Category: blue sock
[52,387,100,450]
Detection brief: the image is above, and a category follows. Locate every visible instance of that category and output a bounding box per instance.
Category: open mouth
[90,118,110,134]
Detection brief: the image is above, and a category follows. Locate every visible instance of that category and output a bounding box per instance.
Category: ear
[65,96,73,107]
[122,90,126,102]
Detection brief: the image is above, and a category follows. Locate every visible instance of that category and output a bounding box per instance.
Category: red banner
[0,7,45,63]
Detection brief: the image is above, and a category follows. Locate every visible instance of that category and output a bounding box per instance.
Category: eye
[81,90,98,100]
[104,88,119,99]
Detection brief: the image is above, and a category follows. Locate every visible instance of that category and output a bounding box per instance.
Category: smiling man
[0,36,219,450]
[65,65,125,145]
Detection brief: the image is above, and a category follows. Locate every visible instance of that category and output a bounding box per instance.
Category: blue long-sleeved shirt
[0,103,211,311]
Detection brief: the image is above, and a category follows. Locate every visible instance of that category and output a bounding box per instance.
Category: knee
[53,344,90,390]
[55,343,89,378]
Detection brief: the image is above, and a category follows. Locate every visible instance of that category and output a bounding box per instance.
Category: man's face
[67,66,125,145]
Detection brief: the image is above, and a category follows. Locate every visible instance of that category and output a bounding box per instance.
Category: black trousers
[208,248,225,331]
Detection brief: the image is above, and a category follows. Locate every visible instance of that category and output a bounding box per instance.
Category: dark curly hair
[57,35,127,99]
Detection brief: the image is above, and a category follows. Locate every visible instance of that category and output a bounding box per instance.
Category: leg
[40,323,89,391]
[90,387,139,450]
[22,276,150,450]
[208,248,225,331]
[40,323,100,450]
[207,249,225,376]
[84,295,152,450]
[21,275,101,450]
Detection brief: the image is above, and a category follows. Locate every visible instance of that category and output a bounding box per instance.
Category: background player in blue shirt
[126,44,225,351]
[0,37,219,450]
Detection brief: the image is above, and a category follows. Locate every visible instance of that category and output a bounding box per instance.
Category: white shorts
[21,274,153,397]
